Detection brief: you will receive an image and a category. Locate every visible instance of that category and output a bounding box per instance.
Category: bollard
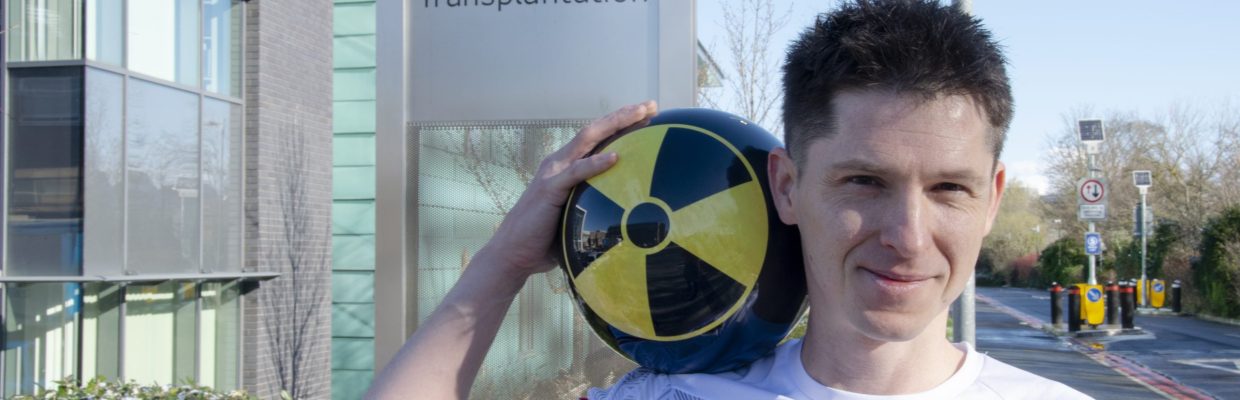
[1120,282,1135,329]
[1172,280,1182,313]
[1105,281,1119,325]
[1050,282,1063,326]
[1068,285,1082,333]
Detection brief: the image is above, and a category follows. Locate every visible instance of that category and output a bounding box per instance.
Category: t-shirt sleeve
[585,369,675,400]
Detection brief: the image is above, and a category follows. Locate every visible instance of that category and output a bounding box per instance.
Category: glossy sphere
[557,108,807,373]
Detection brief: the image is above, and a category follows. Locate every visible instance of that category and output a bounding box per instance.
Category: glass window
[83,68,125,276]
[202,99,243,272]
[80,283,121,380]
[7,0,83,61]
[203,0,242,97]
[127,0,199,86]
[85,0,123,65]
[126,79,200,274]
[2,283,80,396]
[123,282,197,386]
[5,67,84,277]
[199,281,239,390]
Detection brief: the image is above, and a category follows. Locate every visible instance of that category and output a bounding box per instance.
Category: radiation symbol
[561,124,768,341]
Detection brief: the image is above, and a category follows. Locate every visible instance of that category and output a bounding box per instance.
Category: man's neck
[799,311,966,395]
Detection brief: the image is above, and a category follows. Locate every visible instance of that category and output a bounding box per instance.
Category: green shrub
[8,376,285,400]
[1037,237,1087,287]
[1195,206,1240,318]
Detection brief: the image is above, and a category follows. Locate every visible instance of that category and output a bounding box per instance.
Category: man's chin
[853,310,934,343]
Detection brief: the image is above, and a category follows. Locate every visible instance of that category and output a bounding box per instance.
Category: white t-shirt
[586,339,1091,400]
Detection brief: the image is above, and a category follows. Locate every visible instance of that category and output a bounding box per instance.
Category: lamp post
[1133,170,1152,307]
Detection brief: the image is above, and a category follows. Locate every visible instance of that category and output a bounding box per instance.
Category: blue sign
[1084,232,1102,255]
[1087,287,1103,302]
[1153,282,1164,292]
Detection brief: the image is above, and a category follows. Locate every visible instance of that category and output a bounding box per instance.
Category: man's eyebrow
[826,159,987,182]
[825,159,889,174]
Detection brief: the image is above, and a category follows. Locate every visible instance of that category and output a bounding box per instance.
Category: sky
[696,1,1240,194]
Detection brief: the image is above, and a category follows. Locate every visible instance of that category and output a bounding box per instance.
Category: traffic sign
[1085,232,1102,255]
[1077,178,1107,205]
[1079,120,1105,142]
[1133,170,1152,188]
[1079,204,1106,221]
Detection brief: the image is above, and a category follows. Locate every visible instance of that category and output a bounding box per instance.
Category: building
[1,0,334,398]
[2,1,708,398]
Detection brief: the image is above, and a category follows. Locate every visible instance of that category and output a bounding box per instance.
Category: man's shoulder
[585,341,795,400]
[969,352,1093,399]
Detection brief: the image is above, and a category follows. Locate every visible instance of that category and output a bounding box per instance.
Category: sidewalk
[973,296,1169,399]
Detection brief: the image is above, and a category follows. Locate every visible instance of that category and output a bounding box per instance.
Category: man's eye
[934,182,968,192]
[846,176,880,186]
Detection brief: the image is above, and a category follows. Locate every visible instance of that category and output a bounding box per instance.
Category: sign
[1084,232,1102,255]
[409,0,696,122]
[1151,279,1166,309]
[1077,284,1105,326]
[1079,204,1106,221]
[1077,178,1107,205]
[1078,119,1105,142]
[1133,170,1152,188]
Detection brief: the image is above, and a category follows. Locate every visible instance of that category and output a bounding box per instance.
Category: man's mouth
[861,267,932,294]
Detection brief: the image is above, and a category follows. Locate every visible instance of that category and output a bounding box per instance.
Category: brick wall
[242,0,335,398]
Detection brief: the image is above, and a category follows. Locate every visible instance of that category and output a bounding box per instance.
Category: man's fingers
[550,152,618,194]
[570,101,657,158]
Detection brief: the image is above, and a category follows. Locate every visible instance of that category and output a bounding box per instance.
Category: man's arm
[365,102,657,400]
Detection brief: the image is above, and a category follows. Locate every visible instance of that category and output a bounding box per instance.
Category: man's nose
[879,191,932,259]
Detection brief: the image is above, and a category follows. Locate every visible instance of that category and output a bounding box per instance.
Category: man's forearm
[366,248,529,399]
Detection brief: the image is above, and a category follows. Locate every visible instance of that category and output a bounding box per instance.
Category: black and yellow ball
[557,108,807,374]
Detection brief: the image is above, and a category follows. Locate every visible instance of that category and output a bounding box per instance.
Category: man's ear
[768,147,799,225]
[982,161,1007,235]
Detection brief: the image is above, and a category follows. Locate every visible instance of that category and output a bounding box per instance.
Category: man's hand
[476,100,658,278]
[366,101,657,399]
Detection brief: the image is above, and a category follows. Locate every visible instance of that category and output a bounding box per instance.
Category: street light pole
[1140,190,1148,306]
[951,0,975,347]
[1133,170,1152,308]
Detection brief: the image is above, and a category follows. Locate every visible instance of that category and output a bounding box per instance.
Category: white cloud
[1005,160,1050,195]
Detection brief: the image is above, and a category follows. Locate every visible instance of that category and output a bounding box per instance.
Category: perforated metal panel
[413,121,637,399]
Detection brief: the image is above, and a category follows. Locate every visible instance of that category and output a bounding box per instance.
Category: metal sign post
[1078,120,1105,285]
[1134,170,1153,307]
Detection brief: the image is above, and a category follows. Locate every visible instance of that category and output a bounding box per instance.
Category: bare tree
[702,0,791,134]
[263,122,330,400]
[1040,99,1240,281]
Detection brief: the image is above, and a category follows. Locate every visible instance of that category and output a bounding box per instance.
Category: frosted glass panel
[126,79,200,274]
[84,68,125,276]
[202,99,243,272]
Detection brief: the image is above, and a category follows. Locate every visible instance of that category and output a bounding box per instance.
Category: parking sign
[1085,232,1102,255]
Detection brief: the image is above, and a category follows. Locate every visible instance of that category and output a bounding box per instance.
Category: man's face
[770,90,1006,342]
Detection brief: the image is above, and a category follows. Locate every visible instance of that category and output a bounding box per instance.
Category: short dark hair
[782,0,1013,163]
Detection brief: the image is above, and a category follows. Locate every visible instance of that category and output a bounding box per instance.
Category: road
[978,286,1240,399]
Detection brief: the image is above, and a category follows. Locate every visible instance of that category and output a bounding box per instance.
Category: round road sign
[1080,179,1105,204]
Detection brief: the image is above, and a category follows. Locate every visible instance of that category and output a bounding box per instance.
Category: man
[368,1,1090,398]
